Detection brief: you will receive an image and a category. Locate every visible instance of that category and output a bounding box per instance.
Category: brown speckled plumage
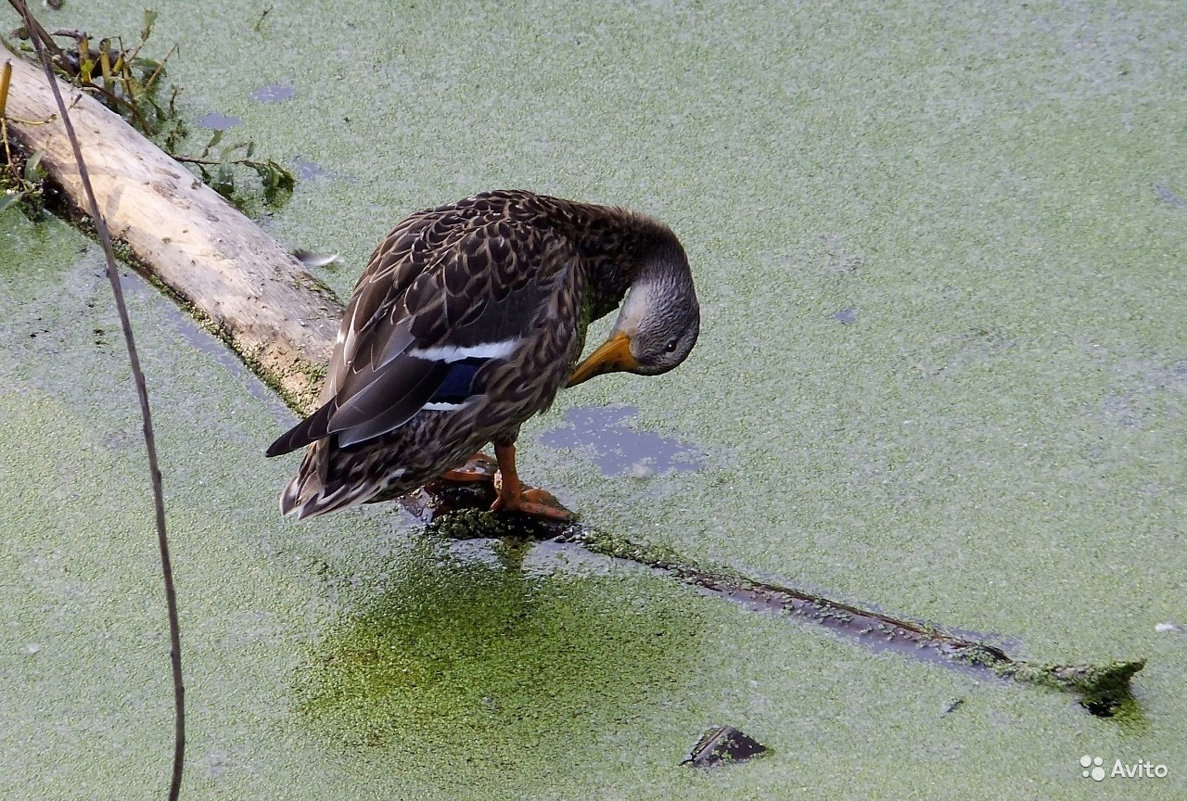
[266,189,699,519]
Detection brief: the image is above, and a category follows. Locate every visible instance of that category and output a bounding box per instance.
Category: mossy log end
[3,53,340,414]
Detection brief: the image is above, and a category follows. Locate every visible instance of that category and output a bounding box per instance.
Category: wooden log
[2,53,340,415]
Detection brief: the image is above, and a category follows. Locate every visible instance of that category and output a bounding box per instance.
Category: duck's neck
[552,199,688,323]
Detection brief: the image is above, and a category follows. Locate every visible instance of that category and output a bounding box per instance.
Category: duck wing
[266,200,574,457]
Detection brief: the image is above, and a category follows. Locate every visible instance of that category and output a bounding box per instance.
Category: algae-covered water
[2,1,1185,798]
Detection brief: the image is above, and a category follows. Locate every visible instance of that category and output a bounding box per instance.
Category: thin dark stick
[5,0,64,66]
[13,2,185,797]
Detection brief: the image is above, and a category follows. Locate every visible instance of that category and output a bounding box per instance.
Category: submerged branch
[400,477,1144,717]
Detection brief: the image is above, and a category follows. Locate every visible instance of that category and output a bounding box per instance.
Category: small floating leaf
[253,159,295,204]
[211,163,235,198]
[199,129,223,158]
[134,57,163,86]
[141,10,159,43]
[23,150,45,183]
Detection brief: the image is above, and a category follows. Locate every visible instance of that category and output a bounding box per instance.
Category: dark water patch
[195,113,242,131]
[832,307,857,324]
[920,327,1017,381]
[1153,180,1185,207]
[291,157,330,181]
[251,83,295,103]
[1101,356,1187,429]
[539,405,704,476]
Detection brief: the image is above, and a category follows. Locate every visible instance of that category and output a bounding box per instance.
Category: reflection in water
[297,538,701,772]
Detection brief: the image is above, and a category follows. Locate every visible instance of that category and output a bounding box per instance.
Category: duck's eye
[664,337,679,353]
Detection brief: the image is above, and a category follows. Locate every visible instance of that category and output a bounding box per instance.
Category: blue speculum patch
[428,358,485,405]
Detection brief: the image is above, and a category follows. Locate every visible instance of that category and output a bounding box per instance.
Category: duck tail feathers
[278,443,374,520]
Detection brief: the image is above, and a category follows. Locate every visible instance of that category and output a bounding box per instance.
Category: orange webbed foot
[490,442,575,520]
[491,482,575,520]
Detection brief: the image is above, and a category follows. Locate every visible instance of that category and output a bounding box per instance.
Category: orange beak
[567,331,640,387]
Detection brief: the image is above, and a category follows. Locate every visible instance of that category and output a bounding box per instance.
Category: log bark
[2,53,340,414]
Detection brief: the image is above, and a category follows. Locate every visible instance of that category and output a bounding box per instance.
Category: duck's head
[568,246,700,387]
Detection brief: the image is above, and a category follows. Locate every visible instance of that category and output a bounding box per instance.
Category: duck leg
[490,442,574,519]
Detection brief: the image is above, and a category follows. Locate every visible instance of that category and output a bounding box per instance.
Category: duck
[265,189,700,520]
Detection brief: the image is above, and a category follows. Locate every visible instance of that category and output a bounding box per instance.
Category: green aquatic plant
[2,6,295,211]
